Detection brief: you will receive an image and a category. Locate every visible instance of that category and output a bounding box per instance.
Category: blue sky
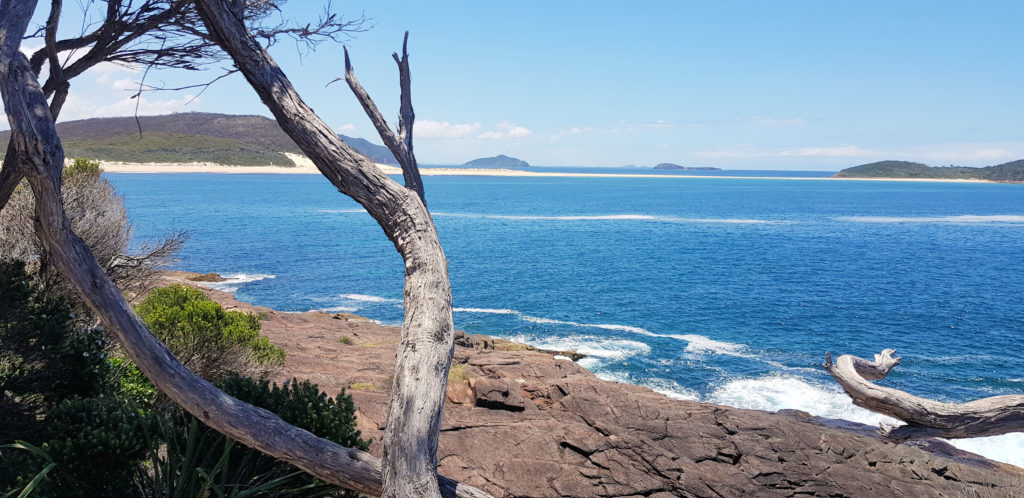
[25,1,1024,170]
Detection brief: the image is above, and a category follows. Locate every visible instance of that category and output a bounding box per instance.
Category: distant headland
[462,154,530,169]
[653,163,721,171]
[834,160,1024,183]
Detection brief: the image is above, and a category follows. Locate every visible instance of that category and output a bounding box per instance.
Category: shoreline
[155,271,1023,495]
[97,157,1000,183]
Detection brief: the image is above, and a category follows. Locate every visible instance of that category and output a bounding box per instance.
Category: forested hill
[0,112,398,166]
[834,159,1024,182]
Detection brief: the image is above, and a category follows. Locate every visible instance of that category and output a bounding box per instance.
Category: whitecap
[338,293,401,303]
[837,215,1024,224]
[319,306,359,313]
[644,378,701,401]
[706,374,1024,467]
[707,374,900,427]
[453,307,517,314]
[504,334,650,366]
[204,273,275,292]
[456,307,747,357]
[432,212,782,224]
[949,434,1024,468]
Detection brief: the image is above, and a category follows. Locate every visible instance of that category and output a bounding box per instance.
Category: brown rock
[472,377,526,412]
[181,280,1024,497]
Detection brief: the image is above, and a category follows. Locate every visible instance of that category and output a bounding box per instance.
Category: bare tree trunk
[194,2,458,496]
[0,2,486,496]
[824,350,1024,440]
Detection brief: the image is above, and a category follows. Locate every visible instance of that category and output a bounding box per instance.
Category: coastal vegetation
[834,159,1024,182]
[0,113,400,167]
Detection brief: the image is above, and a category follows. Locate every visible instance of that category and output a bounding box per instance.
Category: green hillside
[0,112,398,166]
[62,132,294,166]
[834,160,1024,182]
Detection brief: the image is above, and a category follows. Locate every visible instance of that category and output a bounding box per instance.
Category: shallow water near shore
[108,171,1024,466]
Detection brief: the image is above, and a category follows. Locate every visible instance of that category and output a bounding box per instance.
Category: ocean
[106,170,1024,466]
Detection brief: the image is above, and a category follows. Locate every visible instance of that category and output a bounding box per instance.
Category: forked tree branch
[824,349,1024,440]
[1,1,484,497]
[339,31,424,204]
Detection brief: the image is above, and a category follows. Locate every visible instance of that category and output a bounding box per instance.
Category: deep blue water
[107,171,1024,463]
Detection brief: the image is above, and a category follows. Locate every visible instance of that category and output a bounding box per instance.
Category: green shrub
[109,356,158,407]
[64,157,101,178]
[0,260,109,445]
[139,375,368,497]
[36,397,159,497]
[136,285,285,382]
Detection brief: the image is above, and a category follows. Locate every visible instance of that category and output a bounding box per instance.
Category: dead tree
[194,2,459,495]
[0,1,488,496]
[824,349,1024,440]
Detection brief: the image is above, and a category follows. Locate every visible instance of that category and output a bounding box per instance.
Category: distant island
[834,160,1024,183]
[653,163,721,171]
[462,154,530,169]
[0,112,398,166]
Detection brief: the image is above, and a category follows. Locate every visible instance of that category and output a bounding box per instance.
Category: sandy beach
[97,153,997,183]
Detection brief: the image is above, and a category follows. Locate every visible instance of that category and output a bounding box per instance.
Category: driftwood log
[0,1,488,496]
[824,349,1024,440]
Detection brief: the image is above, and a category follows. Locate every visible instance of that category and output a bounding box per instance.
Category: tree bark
[1,2,485,496]
[824,350,1024,440]
[194,3,458,495]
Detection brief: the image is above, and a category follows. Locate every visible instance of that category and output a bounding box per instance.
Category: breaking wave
[707,374,1024,467]
[204,273,275,293]
[433,212,782,224]
[837,215,1024,224]
[454,307,746,356]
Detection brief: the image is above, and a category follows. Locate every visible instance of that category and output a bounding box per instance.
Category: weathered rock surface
[167,274,1024,497]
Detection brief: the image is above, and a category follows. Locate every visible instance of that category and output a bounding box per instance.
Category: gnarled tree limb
[824,350,1024,440]
[195,2,464,496]
[339,31,424,204]
[1,1,486,497]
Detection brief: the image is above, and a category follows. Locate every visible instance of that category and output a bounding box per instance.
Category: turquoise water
[107,171,1024,464]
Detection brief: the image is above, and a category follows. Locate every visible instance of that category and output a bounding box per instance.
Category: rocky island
[834,160,1024,182]
[653,163,722,171]
[462,154,531,169]
[165,272,1024,497]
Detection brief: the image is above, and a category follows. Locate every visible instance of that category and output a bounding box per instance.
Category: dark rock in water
[454,329,585,361]
[188,272,225,282]
[462,154,530,169]
[471,377,526,412]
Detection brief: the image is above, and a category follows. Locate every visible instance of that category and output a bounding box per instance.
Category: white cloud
[549,126,590,142]
[478,121,532,140]
[58,93,201,122]
[698,145,872,158]
[781,145,872,157]
[415,120,481,139]
[337,123,357,133]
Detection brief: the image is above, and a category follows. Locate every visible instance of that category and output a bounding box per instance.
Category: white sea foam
[708,374,899,427]
[504,333,650,370]
[707,374,1024,468]
[432,212,781,224]
[645,378,701,401]
[204,273,275,292]
[837,215,1024,224]
[319,306,359,313]
[338,293,402,303]
[948,434,1024,468]
[455,307,746,357]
